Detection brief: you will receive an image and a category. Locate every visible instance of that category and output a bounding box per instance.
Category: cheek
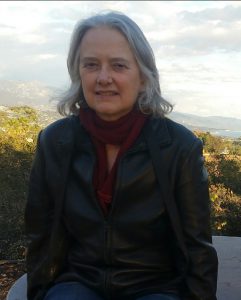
[81,77,93,95]
[130,81,143,97]
[80,72,94,86]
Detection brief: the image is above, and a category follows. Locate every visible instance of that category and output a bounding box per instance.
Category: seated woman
[25,11,218,300]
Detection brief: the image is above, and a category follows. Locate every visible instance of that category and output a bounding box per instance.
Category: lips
[95,91,118,96]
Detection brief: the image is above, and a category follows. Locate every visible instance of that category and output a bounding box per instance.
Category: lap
[44,282,180,300]
[44,281,103,300]
[136,293,180,300]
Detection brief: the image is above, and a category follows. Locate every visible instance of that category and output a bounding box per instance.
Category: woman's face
[79,26,144,121]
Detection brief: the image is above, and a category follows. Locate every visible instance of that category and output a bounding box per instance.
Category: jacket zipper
[104,221,112,299]
[103,159,124,299]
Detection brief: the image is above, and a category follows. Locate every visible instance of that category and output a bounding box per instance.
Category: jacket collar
[148,116,172,147]
[55,115,93,150]
[116,116,171,156]
[55,115,172,155]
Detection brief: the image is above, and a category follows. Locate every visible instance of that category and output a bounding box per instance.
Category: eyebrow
[80,57,98,61]
[110,58,129,64]
[80,57,130,64]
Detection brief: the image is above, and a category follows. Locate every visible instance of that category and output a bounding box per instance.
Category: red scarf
[79,108,147,215]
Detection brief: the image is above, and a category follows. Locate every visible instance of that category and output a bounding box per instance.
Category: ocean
[210,129,241,139]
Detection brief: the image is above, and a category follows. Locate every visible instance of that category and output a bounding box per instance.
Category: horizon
[0,1,241,119]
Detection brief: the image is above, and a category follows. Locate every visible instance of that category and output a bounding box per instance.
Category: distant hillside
[0,105,61,128]
[0,80,63,126]
[169,112,241,131]
[0,80,241,135]
[0,80,57,110]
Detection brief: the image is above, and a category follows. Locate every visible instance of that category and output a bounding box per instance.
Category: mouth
[95,91,118,96]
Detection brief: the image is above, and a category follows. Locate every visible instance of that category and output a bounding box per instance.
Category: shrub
[210,184,241,236]
[0,106,41,260]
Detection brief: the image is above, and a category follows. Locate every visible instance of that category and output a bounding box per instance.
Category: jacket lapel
[50,117,76,247]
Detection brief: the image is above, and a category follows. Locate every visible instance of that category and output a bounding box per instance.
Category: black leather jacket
[25,115,218,300]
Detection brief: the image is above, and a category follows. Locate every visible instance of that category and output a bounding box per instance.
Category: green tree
[205,155,241,195]
[194,131,225,154]
[210,184,241,236]
[0,106,41,259]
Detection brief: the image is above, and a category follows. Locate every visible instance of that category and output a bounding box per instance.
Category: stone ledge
[6,236,241,300]
[213,236,241,300]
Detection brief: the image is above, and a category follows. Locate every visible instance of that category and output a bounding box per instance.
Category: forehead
[79,26,134,58]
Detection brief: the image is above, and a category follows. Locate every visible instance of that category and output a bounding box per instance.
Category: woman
[25,11,218,300]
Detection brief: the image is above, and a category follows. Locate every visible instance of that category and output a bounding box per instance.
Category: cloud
[179,5,241,23]
[144,6,241,56]
[0,23,15,29]
[0,1,241,118]
[170,5,241,54]
[47,1,131,22]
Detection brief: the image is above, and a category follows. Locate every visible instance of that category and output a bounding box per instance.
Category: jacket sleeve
[175,138,218,300]
[25,131,53,300]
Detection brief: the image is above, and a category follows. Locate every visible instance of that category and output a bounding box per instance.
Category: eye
[83,62,99,70]
[113,63,127,71]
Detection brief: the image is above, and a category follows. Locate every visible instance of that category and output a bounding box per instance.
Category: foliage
[195,131,225,154]
[0,106,41,259]
[194,130,241,156]
[210,184,241,236]
[230,140,241,155]
[205,155,241,195]
[196,130,241,236]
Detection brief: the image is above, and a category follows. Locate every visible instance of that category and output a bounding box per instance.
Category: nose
[96,67,112,85]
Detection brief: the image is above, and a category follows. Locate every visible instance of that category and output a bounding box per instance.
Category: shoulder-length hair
[57,11,173,117]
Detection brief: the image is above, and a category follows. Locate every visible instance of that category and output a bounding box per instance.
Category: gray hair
[57,11,173,117]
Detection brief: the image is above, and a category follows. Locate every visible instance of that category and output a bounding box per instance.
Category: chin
[96,107,118,117]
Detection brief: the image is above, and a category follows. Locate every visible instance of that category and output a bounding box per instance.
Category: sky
[0,1,241,119]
